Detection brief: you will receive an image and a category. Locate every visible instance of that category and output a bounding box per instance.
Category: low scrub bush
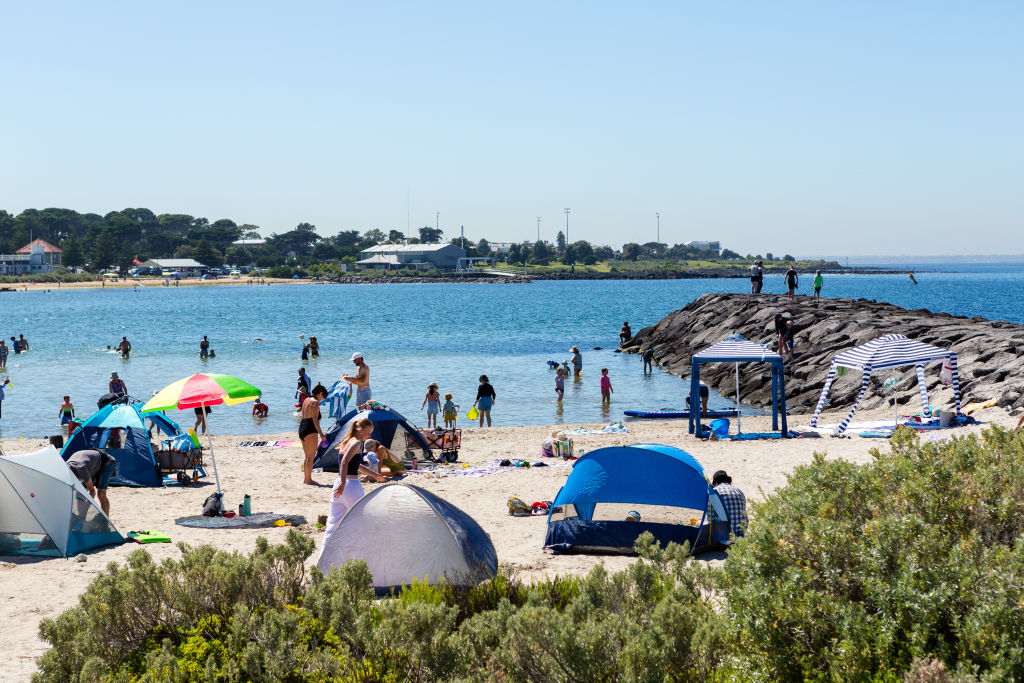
[722,426,1024,681]
[37,427,1024,681]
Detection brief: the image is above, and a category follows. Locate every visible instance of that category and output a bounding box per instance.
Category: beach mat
[127,530,171,544]
[237,440,301,448]
[729,431,806,440]
[175,512,307,529]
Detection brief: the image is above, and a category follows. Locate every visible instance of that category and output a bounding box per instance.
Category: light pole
[656,212,660,244]
[563,208,570,246]
[536,216,541,243]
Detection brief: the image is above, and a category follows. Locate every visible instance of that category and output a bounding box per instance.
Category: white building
[0,239,63,275]
[684,240,720,253]
[357,243,466,270]
[140,258,207,275]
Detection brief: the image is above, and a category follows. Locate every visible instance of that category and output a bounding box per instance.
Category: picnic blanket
[237,440,300,448]
[405,459,569,478]
[729,431,806,441]
[175,513,307,529]
[564,423,628,435]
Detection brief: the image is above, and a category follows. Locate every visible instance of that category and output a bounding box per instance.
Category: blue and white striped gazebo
[809,334,962,435]
[688,335,789,437]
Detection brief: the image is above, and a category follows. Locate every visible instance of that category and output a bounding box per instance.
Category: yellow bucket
[466,406,479,420]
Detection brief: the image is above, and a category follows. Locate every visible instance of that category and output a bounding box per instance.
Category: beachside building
[0,239,63,275]
[685,240,721,253]
[356,243,466,271]
[231,238,266,248]
[139,258,207,275]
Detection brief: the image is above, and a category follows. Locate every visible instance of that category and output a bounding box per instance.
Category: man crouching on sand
[66,449,117,516]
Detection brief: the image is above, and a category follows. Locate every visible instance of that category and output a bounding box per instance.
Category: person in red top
[600,368,613,403]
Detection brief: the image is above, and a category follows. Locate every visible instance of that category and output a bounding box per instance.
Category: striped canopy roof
[831,334,953,371]
[693,335,781,361]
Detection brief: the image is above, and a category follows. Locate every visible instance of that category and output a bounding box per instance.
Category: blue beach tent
[688,335,789,437]
[544,444,732,554]
[60,402,187,487]
[809,334,963,435]
[312,406,432,471]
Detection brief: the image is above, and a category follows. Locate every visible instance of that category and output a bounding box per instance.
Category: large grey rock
[623,293,1024,414]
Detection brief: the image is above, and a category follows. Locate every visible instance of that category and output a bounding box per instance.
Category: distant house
[140,258,206,275]
[231,239,266,248]
[0,239,63,275]
[684,240,720,253]
[357,244,466,271]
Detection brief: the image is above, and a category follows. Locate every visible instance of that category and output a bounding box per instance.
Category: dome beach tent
[688,335,788,438]
[60,402,188,487]
[809,333,962,435]
[0,446,124,557]
[544,444,732,554]
[317,484,497,594]
[312,405,432,471]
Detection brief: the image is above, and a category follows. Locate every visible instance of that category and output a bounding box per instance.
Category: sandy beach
[5,277,308,292]
[0,393,1017,680]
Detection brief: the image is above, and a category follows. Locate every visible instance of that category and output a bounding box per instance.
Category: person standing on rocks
[784,266,798,299]
[812,271,823,301]
[749,261,764,293]
[774,313,791,357]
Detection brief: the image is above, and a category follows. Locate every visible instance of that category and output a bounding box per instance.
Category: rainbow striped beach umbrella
[142,373,261,502]
[142,373,261,412]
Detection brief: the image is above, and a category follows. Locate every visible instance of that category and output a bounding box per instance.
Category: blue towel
[321,380,351,419]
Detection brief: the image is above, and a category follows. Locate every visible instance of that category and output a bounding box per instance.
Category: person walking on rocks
[784,266,798,299]
[812,270,823,301]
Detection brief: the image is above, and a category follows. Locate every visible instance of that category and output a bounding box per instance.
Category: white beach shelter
[0,446,124,557]
[317,484,497,594]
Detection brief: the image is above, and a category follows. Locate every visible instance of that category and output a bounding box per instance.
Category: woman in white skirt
[322,418,388,548]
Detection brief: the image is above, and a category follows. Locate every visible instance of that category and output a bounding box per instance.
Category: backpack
[202,492,223,517]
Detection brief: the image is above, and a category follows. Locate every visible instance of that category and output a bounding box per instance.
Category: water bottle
[238,504,244,517]
[243,494,251,516]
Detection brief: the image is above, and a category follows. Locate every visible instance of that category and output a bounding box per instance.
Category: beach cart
[418,428,462,463]
[156,433,206,485]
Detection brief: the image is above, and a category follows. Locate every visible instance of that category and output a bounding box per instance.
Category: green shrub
[722,426,1024,681]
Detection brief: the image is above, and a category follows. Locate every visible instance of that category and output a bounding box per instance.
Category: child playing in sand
[554,367,565,402]
[600,368,613,402]
[443,393,457,429]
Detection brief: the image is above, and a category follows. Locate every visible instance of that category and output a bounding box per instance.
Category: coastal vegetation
[0,207,838,279]
[35,426,1024,681]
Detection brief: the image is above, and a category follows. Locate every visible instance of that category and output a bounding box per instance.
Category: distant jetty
[622,293,1024,414]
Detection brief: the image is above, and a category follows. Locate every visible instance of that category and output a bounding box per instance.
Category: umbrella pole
[734,363,742,434]
[203,401,223,497]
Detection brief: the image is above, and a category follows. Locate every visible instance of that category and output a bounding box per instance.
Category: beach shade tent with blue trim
[544,444,732,554]
[312,406,432,471]
[688,335,788,438]
[60,402,187,487]
[317,483,497,595]
[0,446,125,558]
[809,333,962,435]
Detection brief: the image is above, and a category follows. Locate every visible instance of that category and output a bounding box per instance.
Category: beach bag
[202,492,223,517]
[553,438,574,459]
[940,359,953,386]
[507,497,531,517]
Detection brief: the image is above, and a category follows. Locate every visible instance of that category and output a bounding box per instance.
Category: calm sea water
[1,263,1022,438]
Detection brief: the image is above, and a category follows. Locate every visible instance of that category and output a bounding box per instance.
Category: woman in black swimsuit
[300,384,329,485]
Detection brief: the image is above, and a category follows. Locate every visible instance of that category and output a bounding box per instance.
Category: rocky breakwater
[622,293,1024,415]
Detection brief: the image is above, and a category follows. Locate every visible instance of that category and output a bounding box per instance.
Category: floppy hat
[110,372,119,379]
[351,352,363,361]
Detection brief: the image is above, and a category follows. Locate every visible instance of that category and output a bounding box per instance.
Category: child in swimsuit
[443,393,457,429]
[554,368,565,402]
[59,395,75,425]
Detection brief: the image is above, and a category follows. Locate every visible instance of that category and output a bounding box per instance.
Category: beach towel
[175,513,307,529]
[321,380,351,419]
[127,530,171,544]
[729,431,805,441]
[962,399,997,415]
[564,423,628,435]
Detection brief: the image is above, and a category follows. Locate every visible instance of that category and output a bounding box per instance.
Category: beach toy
[273,519,291,527]
[187,428,201,447]
[709,418,730,438]
[320,439,330,448]
[466,406,479,420]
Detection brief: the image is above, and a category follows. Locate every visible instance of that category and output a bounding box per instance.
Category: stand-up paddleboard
[623,408,739,419]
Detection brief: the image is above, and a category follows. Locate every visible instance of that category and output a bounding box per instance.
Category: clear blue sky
[2,2,1021,256]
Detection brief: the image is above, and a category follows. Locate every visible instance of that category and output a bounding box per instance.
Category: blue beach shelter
[312,405,433,471]
[688,335,788,437]
[60,402,187,487]
[544,444,732,554]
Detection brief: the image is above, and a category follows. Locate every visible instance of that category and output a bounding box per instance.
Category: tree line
[1,207,788,273]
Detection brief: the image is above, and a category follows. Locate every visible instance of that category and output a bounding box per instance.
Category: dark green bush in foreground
[35,427,1024,682]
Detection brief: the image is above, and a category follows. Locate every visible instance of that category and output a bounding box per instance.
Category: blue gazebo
[688,335,789,437]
